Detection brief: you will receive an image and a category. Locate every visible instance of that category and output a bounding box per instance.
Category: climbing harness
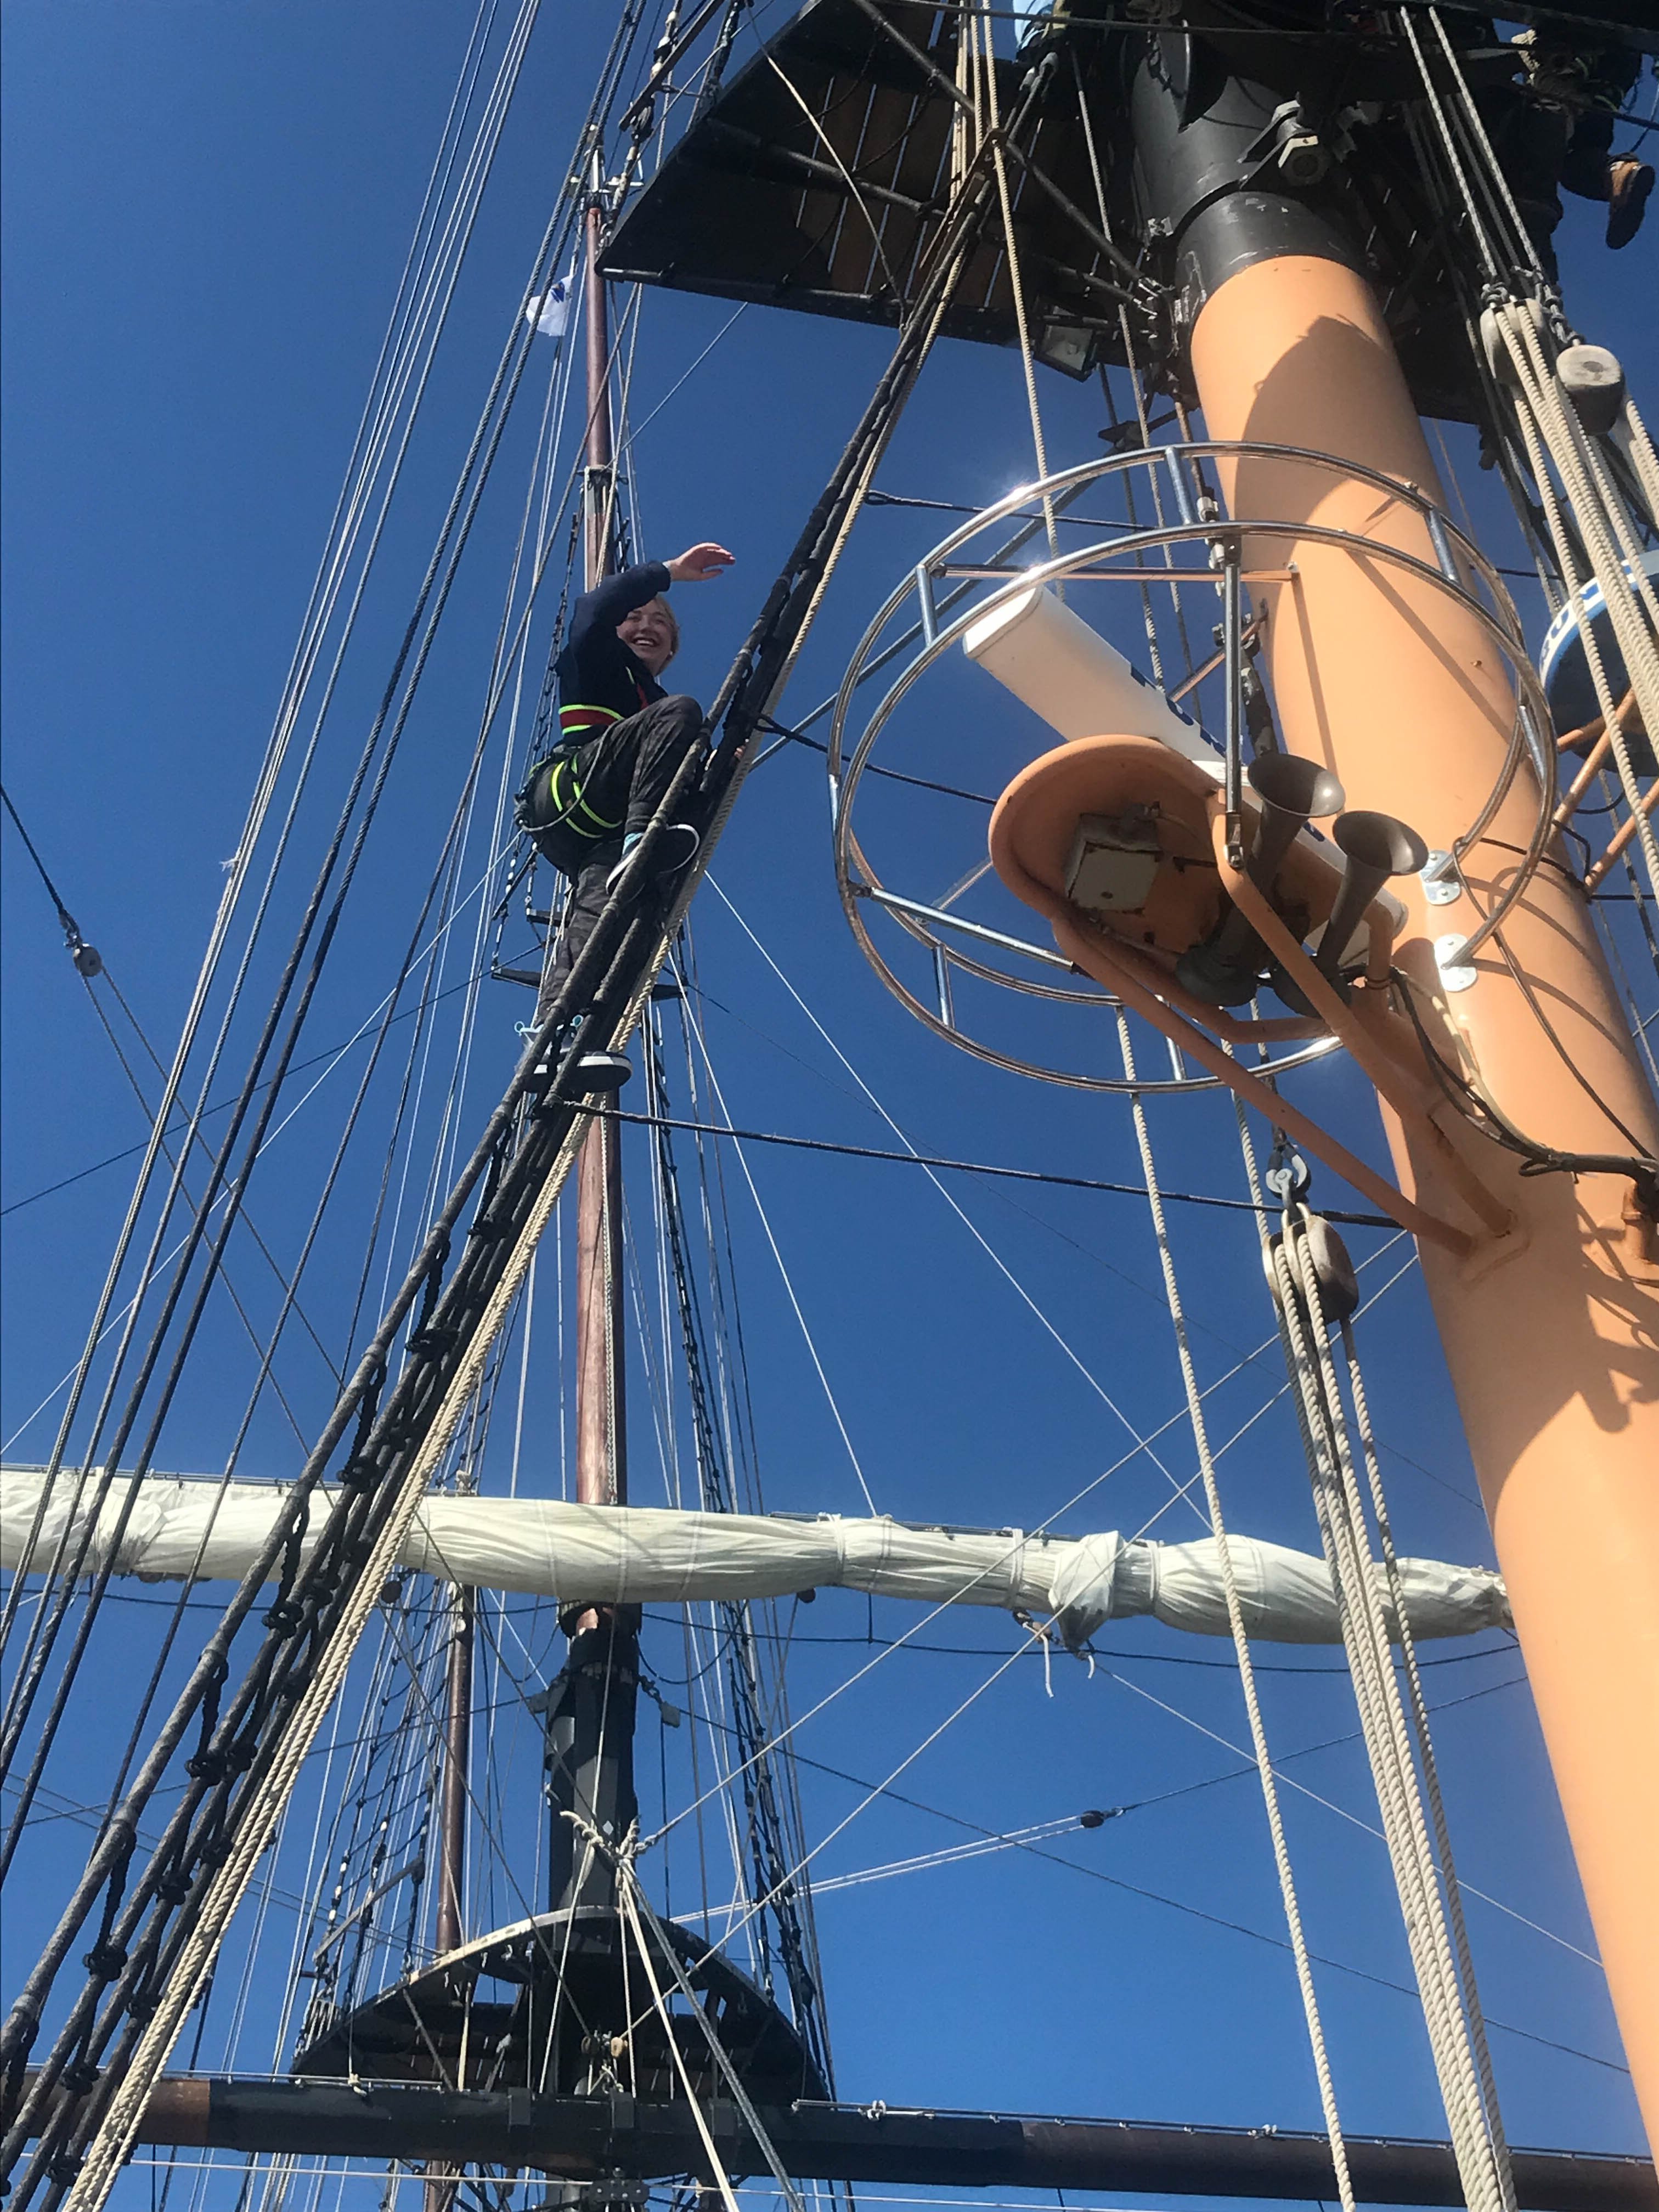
[515,743,627,854]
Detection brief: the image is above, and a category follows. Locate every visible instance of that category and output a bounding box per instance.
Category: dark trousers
[1561,109,1618,202]
[1480,49,1641,274]
[533,693,703,1020]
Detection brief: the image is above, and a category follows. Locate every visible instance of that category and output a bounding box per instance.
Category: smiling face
[616,596,678,676]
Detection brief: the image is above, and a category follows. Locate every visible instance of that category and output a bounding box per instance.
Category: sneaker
[1607,158,1654,250]
[605,822,699,895]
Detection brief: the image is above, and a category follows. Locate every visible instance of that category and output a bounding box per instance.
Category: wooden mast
[574,180,628,1531]
[539,172,641,1930]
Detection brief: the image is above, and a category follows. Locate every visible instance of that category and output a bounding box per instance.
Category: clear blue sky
[2,1,1653,2196]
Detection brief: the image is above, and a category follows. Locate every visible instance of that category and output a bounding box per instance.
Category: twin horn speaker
[1174,755,1424,1011]
[1316,810,1430,978]
[1176,755,1344,1007]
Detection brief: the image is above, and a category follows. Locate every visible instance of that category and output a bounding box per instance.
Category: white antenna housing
[962,583,1220,771]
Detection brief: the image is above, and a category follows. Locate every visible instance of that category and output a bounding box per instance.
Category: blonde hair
[653,595,680,662]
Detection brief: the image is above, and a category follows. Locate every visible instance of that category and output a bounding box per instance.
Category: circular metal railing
[828,441,1554,1096]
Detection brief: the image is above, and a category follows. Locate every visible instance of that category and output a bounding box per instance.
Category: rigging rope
[7,54,1031,2202]
[645,1011,837,2081]
[1115,1014,1356,2212]
[1395,15,1658,908]
[0,0,569,1799]
[1264,1198,1515,2212]
[1493,302,1659,895]
[706,878,1209,1522]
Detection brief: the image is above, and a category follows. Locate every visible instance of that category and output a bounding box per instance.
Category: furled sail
[1,1468,1510,1645]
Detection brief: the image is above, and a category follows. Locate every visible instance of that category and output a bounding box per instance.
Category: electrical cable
[579,1101,1401,1223]
[1394,967,1657,1199]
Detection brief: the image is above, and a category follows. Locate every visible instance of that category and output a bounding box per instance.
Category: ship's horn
[1176,754,1344,1006]
[1245,753,1347,891]
[1314,809,1429,978]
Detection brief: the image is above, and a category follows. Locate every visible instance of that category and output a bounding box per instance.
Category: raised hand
[666,542,735,583]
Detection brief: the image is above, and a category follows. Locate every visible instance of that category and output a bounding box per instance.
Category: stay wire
[0,0,558,1758]
[578,1102,1400,1224]
[0,783,97,965]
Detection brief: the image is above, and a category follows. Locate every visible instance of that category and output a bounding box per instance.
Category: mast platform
[292,1905,826,2104]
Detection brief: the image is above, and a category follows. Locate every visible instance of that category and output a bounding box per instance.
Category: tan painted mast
[1186,255,1659,2132]
[1091,41,1659,2128]
[978,41,1658,2137]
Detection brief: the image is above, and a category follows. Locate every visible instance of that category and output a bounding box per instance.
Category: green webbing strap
[544,753,623,840]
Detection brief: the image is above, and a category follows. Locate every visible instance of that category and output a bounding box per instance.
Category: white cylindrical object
[963,585,1218,768]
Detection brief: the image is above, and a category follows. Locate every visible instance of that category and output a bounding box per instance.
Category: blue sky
[3,1,1654,2197]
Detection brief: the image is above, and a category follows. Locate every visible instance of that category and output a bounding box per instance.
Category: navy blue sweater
[554,561,672,741]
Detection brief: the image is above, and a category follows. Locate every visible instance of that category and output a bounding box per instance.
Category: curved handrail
[827,441,1555,1094]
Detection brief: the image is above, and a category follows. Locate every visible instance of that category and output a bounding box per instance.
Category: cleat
[1607,159,1652,250]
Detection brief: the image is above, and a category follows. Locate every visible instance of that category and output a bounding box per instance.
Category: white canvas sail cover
[0,1468,1510,1646]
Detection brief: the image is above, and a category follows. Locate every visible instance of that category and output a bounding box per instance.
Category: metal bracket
[1421,850,1462,906]
[1435,933,1477,994]
[1265,1149,1312,1204]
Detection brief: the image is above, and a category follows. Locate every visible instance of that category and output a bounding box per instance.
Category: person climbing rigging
[1493,35,1652,268]
[518,540,734,1086]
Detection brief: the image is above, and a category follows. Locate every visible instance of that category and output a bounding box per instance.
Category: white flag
[526,267,576,339]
